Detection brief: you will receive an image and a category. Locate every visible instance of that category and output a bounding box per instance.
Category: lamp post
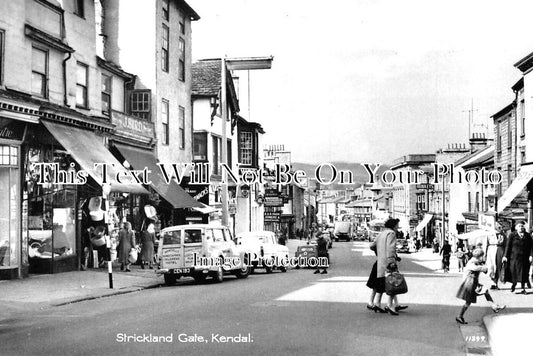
[220,56,273,227]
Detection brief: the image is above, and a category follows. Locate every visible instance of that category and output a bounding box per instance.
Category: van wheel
[212,265,224,283]
[280,266,287,273]
[194,273,206,283]
[234,256,251,279]
[164,274,177,286]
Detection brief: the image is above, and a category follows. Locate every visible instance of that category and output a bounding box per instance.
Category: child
[455,248,506,324]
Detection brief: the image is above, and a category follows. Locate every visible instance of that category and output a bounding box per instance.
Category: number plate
[172,268,191,274]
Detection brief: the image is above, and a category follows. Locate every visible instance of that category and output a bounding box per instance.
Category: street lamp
[220,56,273,227]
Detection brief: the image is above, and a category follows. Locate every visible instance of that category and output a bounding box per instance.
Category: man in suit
[503,222,533,294]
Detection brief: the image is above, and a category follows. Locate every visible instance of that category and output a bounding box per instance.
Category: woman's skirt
[366,262,386,293]
[456,274,478,303]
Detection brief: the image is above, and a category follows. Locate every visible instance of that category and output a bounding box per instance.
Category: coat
[117,229,135,264]
[456,258,487,303]
[504,231,533,284]
[375,228,397,278]
[140,230,155,262]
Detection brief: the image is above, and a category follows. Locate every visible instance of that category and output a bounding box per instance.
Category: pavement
[1,239,532,356]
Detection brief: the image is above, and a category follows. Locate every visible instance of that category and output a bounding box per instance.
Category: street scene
[2,0,533,355]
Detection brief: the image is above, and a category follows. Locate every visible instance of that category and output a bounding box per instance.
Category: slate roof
[192,59,239,112]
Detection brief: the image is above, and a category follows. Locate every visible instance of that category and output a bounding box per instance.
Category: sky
[187,0,533,164]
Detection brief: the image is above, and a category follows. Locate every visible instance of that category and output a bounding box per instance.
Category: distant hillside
[292,162,391,190]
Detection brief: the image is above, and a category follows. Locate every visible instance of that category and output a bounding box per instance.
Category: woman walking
[118,221,136,272]
[374,218,407,316]
[140,219,156,269]
[455,249,506,324]
[366,240,387,313]
[503,222,533,294]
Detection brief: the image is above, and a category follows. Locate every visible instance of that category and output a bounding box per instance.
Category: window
[101,74,111,115]
[495,122,501,152]
[76,62,88,108]
[507,164,512,187]
[130,90,151,120]
[475,192,479,213]
[161,99,169,145]
[32,47,48,98]
[179,11,185,34]
[193,132,207,161]
[521,151,526,164]
[179,106,185,149]
[522,116,526,138]
[162,0,169,21]
[467,192,471,212]
[239,131,253,165]
[212,135,220,175]
[227,139,232,168]
[508,117,512,149]
[0,146,18,166]
[497,168,502,197]
[0,30,4,85]
[74,0,85,18]
[178,38,185,81]
[162,24,169,72]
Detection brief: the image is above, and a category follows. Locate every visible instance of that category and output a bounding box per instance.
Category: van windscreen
[184,229,202,244]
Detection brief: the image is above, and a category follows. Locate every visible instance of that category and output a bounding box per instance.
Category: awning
[415,214,433,232]
[42,120,148,194]
[457,229,493,246]
[497,164,533,213]
[192,203,219,214]
[113,143,202,209]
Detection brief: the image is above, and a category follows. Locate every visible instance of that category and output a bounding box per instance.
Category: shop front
[24,120,147,275]
[0,118,26,279]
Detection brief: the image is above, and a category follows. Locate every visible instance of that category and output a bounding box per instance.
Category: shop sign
[265,188,279,197]
[228,204,237,215]
[0,119,26,141]
[264,196,283,207]
[112,111,154,138]
[264,211,281,222]
[478,214,495,231]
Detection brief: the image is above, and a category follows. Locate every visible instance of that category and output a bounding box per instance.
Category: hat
[472,248,484,258]
[88,197,104,221]
[144,205,157,220]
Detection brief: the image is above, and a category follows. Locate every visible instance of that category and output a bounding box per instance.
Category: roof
[491,102,515,120]
[346,199,373,208]
[192,59,239,112]
[514,51,533,73]
[236,115,265,134]
[455,145,494,169]
[512,78,524,92]
[175,0,200,21]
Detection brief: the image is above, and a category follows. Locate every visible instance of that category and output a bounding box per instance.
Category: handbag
[128,247,138,264]
[385,271,408,295]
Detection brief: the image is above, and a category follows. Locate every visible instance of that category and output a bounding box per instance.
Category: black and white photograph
[2,0,533,355]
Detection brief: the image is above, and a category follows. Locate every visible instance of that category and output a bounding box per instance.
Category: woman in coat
[503,222,533,294]
[374,218,407,316]
[118,221,136,272]
[140,219,156,269]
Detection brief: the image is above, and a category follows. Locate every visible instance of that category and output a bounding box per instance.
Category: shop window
[32,47,48,98]
[101,73,112,116]
[25,145,78,273]
[0,152,19,268]
[130,90,151,120]
[178,38,185,81]
[179,105,185,149]
[162,99,169,145]
[76,62,88,108]
[162,24,169,72]
[0,145,18,166]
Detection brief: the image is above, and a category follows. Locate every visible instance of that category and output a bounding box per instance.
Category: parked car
[396,238,410,253]
[235,231,289,273]
[156,224,252,285]
[294,244,317,269]
[334,221,353,241]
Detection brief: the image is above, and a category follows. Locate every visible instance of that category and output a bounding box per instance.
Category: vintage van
[156,224,251,285]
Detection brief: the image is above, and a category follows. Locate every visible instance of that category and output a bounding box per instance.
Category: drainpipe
[63,52,72,106]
